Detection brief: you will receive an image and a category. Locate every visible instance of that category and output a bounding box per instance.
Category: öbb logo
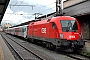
[41,28,46,33]
[69,35,75,38]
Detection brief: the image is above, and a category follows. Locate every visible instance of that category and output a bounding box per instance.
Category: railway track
[67,54,89,60]
[1,32,90,60]
[57,50,90,60]
[1,33,45,60]
[6,34,90,60]
[66,53,90,60]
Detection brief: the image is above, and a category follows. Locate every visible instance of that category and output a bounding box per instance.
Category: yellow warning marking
[0,44,4,60]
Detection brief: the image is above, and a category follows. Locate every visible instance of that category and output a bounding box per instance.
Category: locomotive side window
[52,22,57,29]
[60,20,78,32]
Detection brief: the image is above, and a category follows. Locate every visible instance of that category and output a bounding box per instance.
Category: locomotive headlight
[60,34,64,39]
[79,33,83,39]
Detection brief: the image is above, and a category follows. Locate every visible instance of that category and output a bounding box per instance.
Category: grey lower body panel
[27,36,61,45]
[27,36,85,48]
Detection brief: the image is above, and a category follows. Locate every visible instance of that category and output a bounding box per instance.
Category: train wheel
[46,43,55,50]
[42,42,46,48]
[46,43,49,49]
[30,39,34,43]
[49,43,55,50]
[47,43,50,49]
[34,39,37,44]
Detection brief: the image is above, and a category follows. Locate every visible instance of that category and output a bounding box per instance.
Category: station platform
[83,41,90,52]
[0,33,15,60]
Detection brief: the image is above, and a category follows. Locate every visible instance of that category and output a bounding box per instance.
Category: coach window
[52,22,57,29]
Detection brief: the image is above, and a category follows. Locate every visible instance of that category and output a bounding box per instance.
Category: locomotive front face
[60,20,82,40]
[55,17,85,48]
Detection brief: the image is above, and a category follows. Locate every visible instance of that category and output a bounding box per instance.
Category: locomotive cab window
[52,22,57,29]
[60,20,78,32]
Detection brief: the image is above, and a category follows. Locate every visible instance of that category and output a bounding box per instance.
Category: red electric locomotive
[27,16,85,51]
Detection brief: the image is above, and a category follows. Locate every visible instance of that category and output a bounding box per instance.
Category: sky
[1,0,56,26]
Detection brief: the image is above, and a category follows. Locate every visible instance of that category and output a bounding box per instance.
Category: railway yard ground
[0,32,90,60]
[81,40,90,56]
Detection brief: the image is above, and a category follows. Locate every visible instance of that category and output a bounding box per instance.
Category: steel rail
[1,34,24,60]
[4,33,44,60]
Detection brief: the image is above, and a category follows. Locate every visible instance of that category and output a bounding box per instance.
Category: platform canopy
[0,0,10,24]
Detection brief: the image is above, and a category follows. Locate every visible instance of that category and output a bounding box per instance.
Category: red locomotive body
[27,16,84,50]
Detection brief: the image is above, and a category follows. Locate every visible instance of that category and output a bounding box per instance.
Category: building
[64,0,86,8]
[4,23,11,29]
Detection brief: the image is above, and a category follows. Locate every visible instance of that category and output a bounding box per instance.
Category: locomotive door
[49,22,57,38]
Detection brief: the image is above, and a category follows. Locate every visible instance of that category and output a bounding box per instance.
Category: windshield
[60,20,78,32]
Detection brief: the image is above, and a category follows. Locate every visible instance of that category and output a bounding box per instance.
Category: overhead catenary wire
[33,2,56,18]
[11,0,25,12]
[31,2,56,19]
[9,4,35,10]
[8,0,37,20]
[9,1,56,15]
[3,0,58,26]
[7,1,56,21]
[6,6,56,20]
[10,0,19,9]
[8,0,25,19]
[5,13,33,15]
[34,2,56,10]
[40,6,56,14]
